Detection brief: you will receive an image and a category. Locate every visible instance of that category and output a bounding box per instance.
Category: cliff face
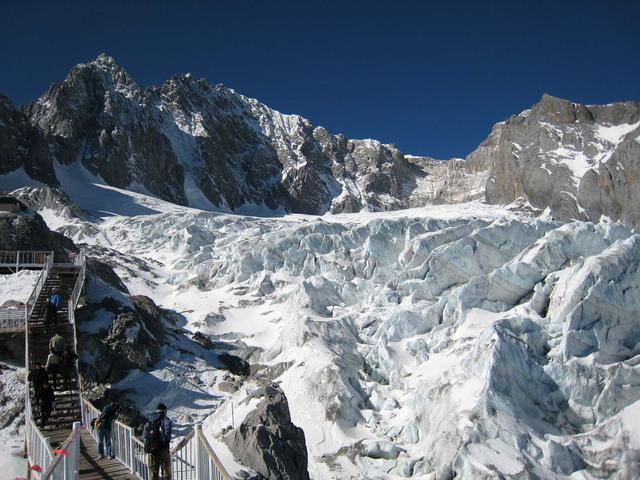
[466,94,640,225]
[1,55,639,226]
[21,54,456,214]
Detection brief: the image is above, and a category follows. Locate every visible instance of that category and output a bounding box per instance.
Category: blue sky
[1,0,638,158]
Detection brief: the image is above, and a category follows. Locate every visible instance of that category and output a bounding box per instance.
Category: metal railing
[80,397,231,480]
[69,251,86,318]
[172,424,231,480]
[25,396,55,478]
[26,253,54,317]
[0,304,27,330]
[0,250,52,268]
[42,422,81,480]
[81,397,151,479]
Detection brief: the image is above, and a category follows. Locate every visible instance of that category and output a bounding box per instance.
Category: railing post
[73,421,81,480]
[129,428,135,473]
[194,423,202,480]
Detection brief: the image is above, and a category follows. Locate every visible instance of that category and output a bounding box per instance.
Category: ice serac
[467,93,640,226]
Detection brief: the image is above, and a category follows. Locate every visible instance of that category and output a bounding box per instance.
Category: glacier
[2,181,636,479]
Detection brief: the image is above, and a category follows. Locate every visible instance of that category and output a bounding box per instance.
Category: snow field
[16,190,640,479]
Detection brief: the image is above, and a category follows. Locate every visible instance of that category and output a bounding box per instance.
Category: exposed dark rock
[0,204,77,260]
[0,333,25,362]
[86,257,129,293]
[219,353,250,377]
[2,55,487,216]
[0,95,55,185]
[77,292,167,384]
[2,57,640,228]
[224,384,310,480]
[467,93,640,227]
[192,331,214,349]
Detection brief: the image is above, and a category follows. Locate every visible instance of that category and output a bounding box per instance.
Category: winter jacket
[28,367,48,391]
[50,293,62,308]
[46,352,61,370]
[49,334,66,354]
[99,403,119,430]
[41,386,55,409]
[142,412,173,446]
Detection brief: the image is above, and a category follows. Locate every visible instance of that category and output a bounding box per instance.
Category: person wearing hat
[142,403,173,480]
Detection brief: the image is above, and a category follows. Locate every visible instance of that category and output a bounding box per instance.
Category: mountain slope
[466,94,640,226]
[24,54,478,214]
[1,55,639,226]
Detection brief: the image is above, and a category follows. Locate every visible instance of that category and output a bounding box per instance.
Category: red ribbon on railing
[29,465,43,472]
[53,448,69,456]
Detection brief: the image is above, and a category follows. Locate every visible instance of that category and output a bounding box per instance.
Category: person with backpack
[39,381,55,428]
[97,399,119,459]
[142,403,173,480]
[45,289,62,331]
[49,332,66,356]
[62,346,78,391]
[45,351,62,390]
[28,362,48,414]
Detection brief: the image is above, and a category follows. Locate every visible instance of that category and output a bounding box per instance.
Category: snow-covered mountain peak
[2,55,640,228]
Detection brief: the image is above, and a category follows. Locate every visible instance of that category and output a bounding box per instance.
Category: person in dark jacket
[39,381,55,428]
[62,346,78,391]
[49,332,66,355]
[27,362,48,413]
[45,290,62,331]
[142,403,173,480]
[98,399,119,459]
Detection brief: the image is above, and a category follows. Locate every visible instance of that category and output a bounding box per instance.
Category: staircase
[22,252,231,479]
[28,265,82,433]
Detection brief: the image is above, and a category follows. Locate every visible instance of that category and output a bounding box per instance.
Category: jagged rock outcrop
[0,202,76,259]
[3,54,484,215]
[77,291,167,383]
[224,384,310,480]
[467,94,640,226]
[0,95,55,184]
[1,57,640,227]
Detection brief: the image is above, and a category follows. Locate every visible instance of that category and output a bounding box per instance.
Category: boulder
[224,384,310,480]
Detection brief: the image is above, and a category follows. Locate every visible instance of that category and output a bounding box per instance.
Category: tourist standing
[142,403,173,480]
[97,399,119,459]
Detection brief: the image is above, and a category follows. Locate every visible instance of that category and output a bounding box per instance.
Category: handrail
[26,253,54,318]
[69,251,86,311]
[80,395,231,480]
[195,425,232,480]
[25,396,55,478]
[0,304,27,329]
[81,396,152,479]
[42,422,81,480]
[0,250,52,270]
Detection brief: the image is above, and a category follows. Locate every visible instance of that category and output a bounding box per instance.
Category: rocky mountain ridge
[1,54,639,226]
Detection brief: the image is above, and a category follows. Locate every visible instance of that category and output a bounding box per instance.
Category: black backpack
[144,417,164,453]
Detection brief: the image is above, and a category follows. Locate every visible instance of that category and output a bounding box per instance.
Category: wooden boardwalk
[28,265,139,478]
[78,430,137,479]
